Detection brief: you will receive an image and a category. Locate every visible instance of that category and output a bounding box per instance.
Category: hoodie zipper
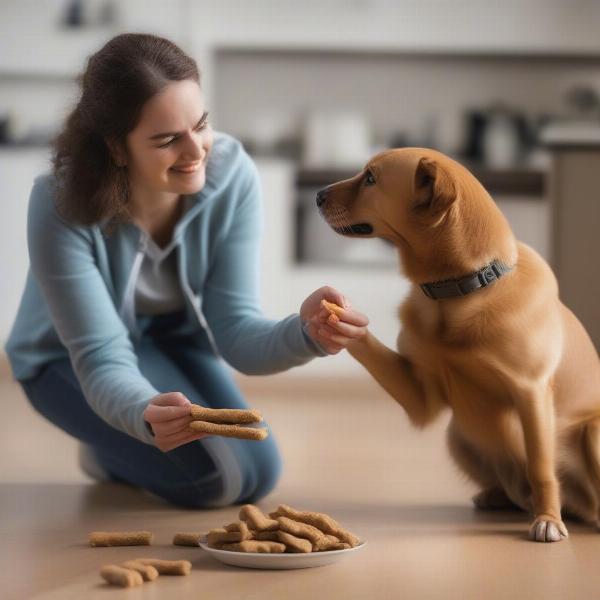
[120,232,148,339]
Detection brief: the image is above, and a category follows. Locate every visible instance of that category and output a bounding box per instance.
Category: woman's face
[121,79,213,198]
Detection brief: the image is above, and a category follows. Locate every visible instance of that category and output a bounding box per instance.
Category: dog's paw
[472,487,521,511]
[528,515,569,542]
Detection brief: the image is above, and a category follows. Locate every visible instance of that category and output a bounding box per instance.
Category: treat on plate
[269,504,361,547]
[205,503,360,553]
[239,504,279,532]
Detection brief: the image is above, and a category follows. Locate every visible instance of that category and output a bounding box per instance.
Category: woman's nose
[180,132,203,160]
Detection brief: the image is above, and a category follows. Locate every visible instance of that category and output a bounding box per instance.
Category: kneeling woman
[5,33,368,508]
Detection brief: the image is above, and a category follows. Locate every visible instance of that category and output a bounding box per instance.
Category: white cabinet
[0,147,51,345]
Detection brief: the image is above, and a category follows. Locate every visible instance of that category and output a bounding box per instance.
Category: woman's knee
[164,434,283,508]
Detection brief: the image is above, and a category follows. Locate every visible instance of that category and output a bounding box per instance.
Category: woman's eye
[364,170,376,186]
[158,120,208,148]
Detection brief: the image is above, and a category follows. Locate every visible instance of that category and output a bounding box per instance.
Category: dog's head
[317,147,515,281]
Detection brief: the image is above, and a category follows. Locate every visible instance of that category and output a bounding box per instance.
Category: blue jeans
[20,311,282,508]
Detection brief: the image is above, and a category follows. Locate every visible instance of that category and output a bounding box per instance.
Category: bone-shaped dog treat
[134,558,191,576]
[239,504,279,531]
[188,421,268,441]
[100,565,143,587]
[190,405,263,424]
[207,527,250,547]
[121,560,159,581]
[173,532,203,547]
[276,516,347,551]
[321,299,345,318]
[220,540,286,553]
[254,529,312,553]
[224,520,252,539]
[89,531,153,547]
[269,504,360,547]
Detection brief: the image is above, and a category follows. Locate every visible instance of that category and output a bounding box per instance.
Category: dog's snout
[316,188,328,208]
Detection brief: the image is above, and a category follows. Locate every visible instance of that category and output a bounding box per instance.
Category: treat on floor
[238,504,279,532]
[188,420,268,441]
[190,405,262,424]
[89,531,153,547]
[121,560,159,581]
[100,565,143,588]
[134,558,192,576]
[173,532,203,547]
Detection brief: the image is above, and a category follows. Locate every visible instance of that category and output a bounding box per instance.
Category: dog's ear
[413,157,456,218]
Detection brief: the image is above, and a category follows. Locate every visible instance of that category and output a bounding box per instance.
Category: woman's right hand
[143,392,209,452]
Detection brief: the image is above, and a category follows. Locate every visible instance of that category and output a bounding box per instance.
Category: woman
[4,33,368,508]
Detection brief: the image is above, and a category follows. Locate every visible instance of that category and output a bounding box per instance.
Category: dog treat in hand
[220,540,286,553]
[321,299,345,318]
[89,531,153,547]
[173,532,203,547]
[188,420,268,441]
[269,504,361,547]
[239,504,279,532]
[134,558,192,576]
[190,405,263,424]
[121,560,159,582]
[100,565,143,588]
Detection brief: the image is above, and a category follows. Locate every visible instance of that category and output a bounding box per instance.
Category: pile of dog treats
[206,504,361,553]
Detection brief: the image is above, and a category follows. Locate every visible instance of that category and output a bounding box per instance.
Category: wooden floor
[2,361,600,600]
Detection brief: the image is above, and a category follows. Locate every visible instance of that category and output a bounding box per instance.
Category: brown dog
[317,148,600,542]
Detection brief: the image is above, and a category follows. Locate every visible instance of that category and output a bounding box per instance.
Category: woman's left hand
[300,286,369,354]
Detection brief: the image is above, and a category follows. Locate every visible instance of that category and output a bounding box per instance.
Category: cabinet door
[550,150,600,351]
[0,148,51,344]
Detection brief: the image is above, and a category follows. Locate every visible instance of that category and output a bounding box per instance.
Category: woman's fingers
[324,317,368,339]
[150,414,194,437]
[151,392,190,407]
[144,403,192,423]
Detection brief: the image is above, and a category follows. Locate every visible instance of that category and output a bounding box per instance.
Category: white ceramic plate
[199,537,367,570]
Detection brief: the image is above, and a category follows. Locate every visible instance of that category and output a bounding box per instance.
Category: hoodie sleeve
[27,176,158,444]
[202,149,327,375]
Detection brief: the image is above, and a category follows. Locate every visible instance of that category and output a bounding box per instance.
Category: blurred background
[1,0,599,378]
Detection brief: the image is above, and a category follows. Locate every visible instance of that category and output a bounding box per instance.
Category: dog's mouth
[332,223,374,236]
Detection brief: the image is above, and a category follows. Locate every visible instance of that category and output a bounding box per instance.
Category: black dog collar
[420,260,513,300]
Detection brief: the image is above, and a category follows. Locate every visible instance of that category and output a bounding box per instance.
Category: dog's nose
[316,188,328,208]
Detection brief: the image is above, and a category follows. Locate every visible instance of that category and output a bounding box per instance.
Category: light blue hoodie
[5,133,324,444]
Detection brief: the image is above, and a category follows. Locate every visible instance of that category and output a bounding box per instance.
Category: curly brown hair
[51,33,200,231]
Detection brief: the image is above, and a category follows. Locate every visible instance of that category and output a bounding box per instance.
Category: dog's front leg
[515,384,568,542]
[347,331,443,427]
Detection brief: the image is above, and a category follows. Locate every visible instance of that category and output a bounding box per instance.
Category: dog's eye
[364,170,376,186]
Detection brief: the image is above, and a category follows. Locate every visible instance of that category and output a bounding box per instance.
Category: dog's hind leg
[580,418,600,525]
[446,420,523,511]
